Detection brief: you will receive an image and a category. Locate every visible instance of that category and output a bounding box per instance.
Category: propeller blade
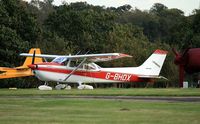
[32,49,36,64]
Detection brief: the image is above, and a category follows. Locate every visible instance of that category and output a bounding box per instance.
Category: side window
[88,65,95,70]
[62,60,69,66]
[84,64,89,70]
[84,64,95,70]
[70,61,78,67]
[70,61,84,69]
[78,64,84,69]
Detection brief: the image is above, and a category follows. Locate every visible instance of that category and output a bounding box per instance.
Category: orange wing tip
[154,49,168,54]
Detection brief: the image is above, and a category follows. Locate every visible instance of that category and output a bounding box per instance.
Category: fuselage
[29,62,149,83]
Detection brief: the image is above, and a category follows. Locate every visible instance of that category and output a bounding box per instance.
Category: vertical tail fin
[19,48,43,68]
[138,49,168,76]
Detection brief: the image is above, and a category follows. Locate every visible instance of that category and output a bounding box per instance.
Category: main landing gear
[77,81,94,90]
[55,82,71,90]
[38,82,71,90]
[37,81,93,90]
[38,82,52,90]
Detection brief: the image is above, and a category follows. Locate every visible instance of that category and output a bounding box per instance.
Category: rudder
[138,49,168,76]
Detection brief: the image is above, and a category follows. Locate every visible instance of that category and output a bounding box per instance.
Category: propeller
[32,49,36,64]
[29,49,38,70]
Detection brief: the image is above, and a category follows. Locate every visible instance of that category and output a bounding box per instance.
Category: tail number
[105,73,131,81]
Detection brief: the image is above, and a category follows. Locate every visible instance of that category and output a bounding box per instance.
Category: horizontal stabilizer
[138,75,168,80]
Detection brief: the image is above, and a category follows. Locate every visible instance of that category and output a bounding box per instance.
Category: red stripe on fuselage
[36,62,62,66]
[34,66,141,82]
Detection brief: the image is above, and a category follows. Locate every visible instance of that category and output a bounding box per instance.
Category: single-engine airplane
[20,49,168,90]
[0,48,43,79]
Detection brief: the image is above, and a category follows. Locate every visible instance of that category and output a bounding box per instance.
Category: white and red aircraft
[20,49,168,90]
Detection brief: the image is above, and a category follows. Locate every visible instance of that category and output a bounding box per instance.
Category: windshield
[52,57,67,64]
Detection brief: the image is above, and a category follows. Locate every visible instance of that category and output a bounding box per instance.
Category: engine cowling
[77,85,94,90]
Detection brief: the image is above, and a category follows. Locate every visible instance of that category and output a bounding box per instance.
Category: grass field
[0,88,200,96]
[0,88,200,124]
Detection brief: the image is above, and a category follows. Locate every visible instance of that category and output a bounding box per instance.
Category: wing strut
[63,58,87,81]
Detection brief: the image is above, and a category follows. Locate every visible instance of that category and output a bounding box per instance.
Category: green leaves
[0,1,199,87]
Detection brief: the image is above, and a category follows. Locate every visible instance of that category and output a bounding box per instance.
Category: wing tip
[119,53,132,57]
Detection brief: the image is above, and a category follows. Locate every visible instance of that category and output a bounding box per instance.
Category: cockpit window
[70,61,80,67]
[83,63,101,71]
[52,57,101,71]
[52,57,68,64]
[84,64,95,70]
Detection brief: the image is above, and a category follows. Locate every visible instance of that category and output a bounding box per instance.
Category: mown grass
[0,98,199,124]
[0,88,200,96]
[0,88,200,124]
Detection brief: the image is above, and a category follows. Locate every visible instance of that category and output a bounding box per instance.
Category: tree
[117,4,132,12]
[1,1,196,87]
[0,26,28,66]
[28,0,55,25]
[150,3,168,16]
[0,0,41,88]
[190,9,200,47]
[44,2,116,52]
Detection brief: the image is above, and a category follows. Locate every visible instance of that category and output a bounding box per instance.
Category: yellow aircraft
[0,48,43,79]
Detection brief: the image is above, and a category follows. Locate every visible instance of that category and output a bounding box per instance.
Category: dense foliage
[0,0,199,88]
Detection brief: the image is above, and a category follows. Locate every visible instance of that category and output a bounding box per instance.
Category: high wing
[20,53,132,62]
[87,53,132,62]
[20,53,58,59]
